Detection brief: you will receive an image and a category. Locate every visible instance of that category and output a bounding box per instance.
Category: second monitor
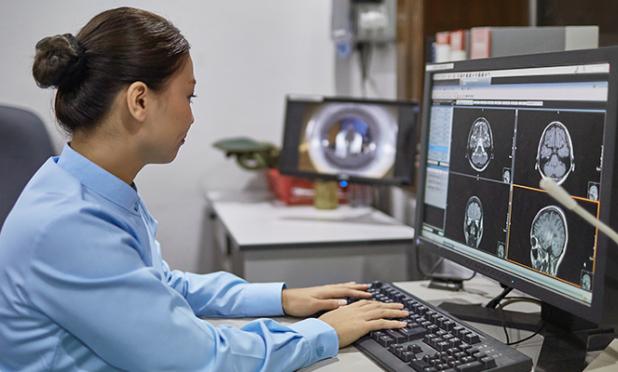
[278,95,418,185]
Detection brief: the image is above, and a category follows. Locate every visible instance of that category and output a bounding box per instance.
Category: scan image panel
[299,103,398,178]
[529,205,568,276]
[449,108,515,182]
[464,196,484,249]
[536,121,574,185]
[467,118,494,172]
[513,110,604,199]
[508,186,597,289]
[444,173,509,256]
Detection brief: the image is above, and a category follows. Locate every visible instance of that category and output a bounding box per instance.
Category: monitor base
[427,277,464,292]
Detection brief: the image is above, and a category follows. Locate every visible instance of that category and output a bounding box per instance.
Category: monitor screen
[415,47,618,325]
[279,95,418,185]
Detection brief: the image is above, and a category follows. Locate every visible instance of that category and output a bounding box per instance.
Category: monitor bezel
[278,95,419,186]
[414,46,618,326]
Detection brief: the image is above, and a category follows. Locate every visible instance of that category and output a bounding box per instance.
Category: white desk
[207,276,618,371]
[205,191,416,287]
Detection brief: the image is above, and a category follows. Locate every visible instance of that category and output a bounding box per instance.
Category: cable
[485,286,513,309]
[495,297,544,346]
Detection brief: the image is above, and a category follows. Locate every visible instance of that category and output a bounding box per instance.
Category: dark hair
[32,7,190,133]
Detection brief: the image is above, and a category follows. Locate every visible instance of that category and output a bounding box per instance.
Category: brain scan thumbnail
[530,205,568,277]
[588,183,599,201]
[304,103,397,177]
[535,121,575,185]
[464,196,484,249]
[466,117,494,172]
[580,270,592,291]
[497,242,505,259]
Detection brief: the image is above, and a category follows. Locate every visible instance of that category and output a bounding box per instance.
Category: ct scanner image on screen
[529,205,568,277]
[535,121,575,185]
[301,103,398,178]
[466,117,494,172]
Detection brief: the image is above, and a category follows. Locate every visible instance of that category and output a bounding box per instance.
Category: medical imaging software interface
[421,63,609,305]
[294,101,401,179]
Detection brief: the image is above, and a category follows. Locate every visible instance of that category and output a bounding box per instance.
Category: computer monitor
[278,95,418,185]
[415,47,618,333]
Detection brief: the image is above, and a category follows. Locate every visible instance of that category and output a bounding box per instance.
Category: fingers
[364,308,409,321]
[353,300,404,309]
[348,300,403,311]
[316,298,349,311]
[318,287,372,300]
[366,319,407,331]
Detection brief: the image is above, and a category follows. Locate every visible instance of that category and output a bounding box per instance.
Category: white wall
[0,1,398,273]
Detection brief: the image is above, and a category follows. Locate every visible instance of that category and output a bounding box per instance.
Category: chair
[0,105,54,228]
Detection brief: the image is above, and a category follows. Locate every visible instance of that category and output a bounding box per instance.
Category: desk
[205,191,416,287]
[207,276,618,371]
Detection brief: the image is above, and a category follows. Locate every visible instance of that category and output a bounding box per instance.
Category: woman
[0,7,408,372]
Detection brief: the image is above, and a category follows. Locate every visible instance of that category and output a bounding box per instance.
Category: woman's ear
[126,82,149,122]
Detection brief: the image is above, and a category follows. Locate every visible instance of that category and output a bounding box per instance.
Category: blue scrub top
[0,144,337,371]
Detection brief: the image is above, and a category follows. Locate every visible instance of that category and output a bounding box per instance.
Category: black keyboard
[353,282,533,372]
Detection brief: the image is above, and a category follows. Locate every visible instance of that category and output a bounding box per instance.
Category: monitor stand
[439,296,615,372]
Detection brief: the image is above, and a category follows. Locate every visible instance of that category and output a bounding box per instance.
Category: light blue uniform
[0,144,338,371]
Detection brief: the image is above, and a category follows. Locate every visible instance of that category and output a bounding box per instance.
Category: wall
[0,1,398,273]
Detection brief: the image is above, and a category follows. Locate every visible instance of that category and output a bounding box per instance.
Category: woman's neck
[70,131,143,185]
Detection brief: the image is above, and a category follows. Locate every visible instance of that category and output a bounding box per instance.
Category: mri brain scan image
[304,103,397,177]
[466,117,494,172]
[535,121,575,185]
[464,196,484,249]
[530,205,568,277]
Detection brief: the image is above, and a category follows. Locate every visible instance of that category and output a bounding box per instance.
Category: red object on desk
[266,168,315,205]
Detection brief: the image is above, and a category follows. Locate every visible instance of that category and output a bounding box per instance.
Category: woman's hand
[319,300,408,348]
[281,282,373,317]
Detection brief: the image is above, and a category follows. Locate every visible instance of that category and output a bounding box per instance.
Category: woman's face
[142,54,196,164]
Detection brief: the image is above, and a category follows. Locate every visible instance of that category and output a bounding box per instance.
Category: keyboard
[353,282,533,372]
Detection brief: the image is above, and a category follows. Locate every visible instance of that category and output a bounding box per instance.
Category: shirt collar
[56,143,140,212]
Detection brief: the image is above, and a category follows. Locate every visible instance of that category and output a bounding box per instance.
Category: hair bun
[32,33,83,88]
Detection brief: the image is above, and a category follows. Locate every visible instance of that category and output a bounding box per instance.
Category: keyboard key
[410,358,430,371]
[455,361,483,372]
[384,329,407,344]
[448,337,461,348]
[400,350,414,362]
[480,356,497,369]
[465,334,481,344]
[388,344,404,355]
[400,326,427,341]
[443,320,456,331]
[408,344,422,354]
[436,341,450,352]
[377,335,394,347]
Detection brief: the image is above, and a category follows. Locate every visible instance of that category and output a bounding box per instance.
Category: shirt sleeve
[26,210,338,371]
[161,260,285,318]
